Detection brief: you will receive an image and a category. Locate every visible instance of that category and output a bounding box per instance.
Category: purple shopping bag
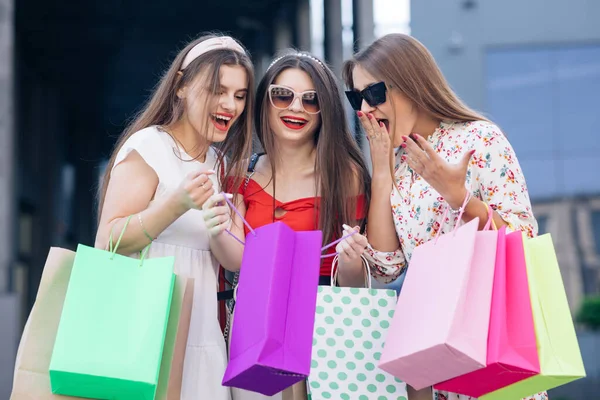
[220,194,352,396]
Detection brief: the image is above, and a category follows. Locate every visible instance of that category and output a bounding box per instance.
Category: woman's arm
[359,112,402,252]
[403,125,537,236]
[96,150,215,254]
[435,125,537,236]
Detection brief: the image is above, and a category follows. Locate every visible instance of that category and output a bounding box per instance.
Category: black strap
[248,152,264,173]
[319,275,331,286]
[218,276,331,301]
[218,289,234,301]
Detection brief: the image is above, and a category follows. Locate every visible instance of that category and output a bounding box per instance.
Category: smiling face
[179,64,248,143]
[267,68,321,145]
[350,64,418,147]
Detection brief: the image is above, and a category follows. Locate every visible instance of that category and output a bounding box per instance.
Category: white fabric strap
[181,36,246,70]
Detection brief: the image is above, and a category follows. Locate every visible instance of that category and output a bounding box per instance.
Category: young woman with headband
[96,34,254,399]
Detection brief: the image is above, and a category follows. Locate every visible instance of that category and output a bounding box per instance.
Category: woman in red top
[245,51,371,284]
[207,51,372,400]
[208,51,372,284]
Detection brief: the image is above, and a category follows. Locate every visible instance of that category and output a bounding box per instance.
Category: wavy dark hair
[255,50,371,244]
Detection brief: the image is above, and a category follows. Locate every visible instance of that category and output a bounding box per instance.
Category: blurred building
[411,0,600,397]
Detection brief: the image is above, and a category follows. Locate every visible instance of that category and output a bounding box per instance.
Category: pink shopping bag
[379,201,498,390]
[435,228,540,397]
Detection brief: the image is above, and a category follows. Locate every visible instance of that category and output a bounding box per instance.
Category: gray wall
[411,0,600,200]
[411,0,600,111]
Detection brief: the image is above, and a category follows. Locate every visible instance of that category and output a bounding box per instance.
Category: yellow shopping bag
[481,233,586,399]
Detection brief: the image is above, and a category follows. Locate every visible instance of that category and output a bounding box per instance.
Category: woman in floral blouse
[340,33,547,400]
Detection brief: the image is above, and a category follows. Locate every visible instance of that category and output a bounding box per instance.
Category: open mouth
[281,116,308,130]
[376,118,390,132]
[211,113,233,132]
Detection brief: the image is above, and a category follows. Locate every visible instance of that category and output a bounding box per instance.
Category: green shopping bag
[49,216,175,400]
[481,233,586,399]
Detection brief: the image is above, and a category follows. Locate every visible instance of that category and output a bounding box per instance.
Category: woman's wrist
[445,186,469,210]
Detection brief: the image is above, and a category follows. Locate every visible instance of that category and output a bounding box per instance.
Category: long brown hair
[255,50,371,245]
[342,33,488,125]
[98,33,255,215]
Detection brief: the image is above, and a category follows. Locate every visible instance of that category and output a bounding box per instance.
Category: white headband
[266,53,325,72]
[181,36,246,70]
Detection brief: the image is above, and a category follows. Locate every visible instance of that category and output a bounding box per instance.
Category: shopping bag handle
[483,202,497,231]
[433,192,498,244]
[108,215,151,265]
[331,254,372,289]
[108,215,132,255]
[221,192,357,257]
[434,191,471,243]
[222,192,257,241]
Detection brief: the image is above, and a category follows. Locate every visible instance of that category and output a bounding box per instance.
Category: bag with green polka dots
[307,256,408,400]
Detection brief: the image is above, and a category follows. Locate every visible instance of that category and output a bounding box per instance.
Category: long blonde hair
[98,33,255,215]
[342,33,488,123]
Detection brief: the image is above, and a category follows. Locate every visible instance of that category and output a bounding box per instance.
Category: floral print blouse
[364,120,537,283]
[364,120,547,400]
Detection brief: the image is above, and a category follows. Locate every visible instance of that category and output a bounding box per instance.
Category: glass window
[486,45,600,200]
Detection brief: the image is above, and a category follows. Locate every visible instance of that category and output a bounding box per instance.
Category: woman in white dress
[341,34,548,400]
[95,34,254,400]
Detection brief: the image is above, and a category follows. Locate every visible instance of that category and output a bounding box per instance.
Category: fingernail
[470,149,476,155]
[379,122,385,128]
[402,135,408,141]
[342,224,352,230]
[207,169,216,174]
[367,114,373,120]
[225,193,234,198]
[401,143,407,148]
[410,133,418,141]
[401,155,407,161]
[357,111,364,117]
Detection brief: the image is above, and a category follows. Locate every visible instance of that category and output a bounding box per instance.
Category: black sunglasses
[345,81,387,111]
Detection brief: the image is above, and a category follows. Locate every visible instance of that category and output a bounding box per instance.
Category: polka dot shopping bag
[307,256,407,400]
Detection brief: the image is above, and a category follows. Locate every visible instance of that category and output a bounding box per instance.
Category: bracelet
[138,213,155,242]
[449,190,472,215]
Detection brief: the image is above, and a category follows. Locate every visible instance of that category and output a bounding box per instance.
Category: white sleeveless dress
[113,126,231,400]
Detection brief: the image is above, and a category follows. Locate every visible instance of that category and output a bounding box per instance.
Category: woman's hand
[173,170,216,212]
[336,224,369,263]
[202,193,234,238]
[357,112,393,176]
[335,224,370,287]
[401,134,474,209]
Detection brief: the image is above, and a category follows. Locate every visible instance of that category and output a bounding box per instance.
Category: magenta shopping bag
[220,194,352,396]
[435,228,540,397]
[379,204,498,390]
